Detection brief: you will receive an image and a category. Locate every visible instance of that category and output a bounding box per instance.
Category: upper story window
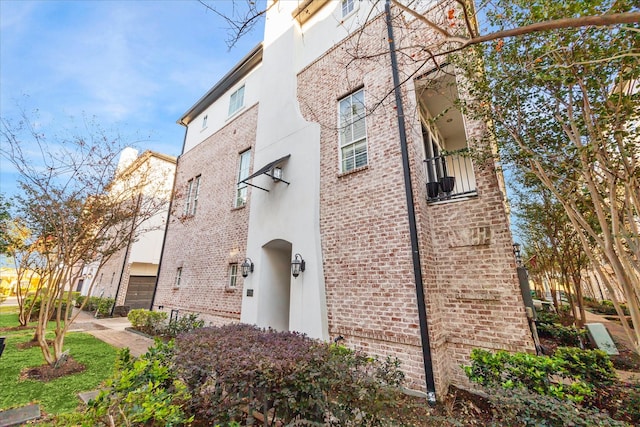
[174,267,183,288]
[338,88,367,173]
[202,115,208,129]
[228,85,245,116]
[192,175,201,214]
[183,175,201,216]
[184,178,194,215]
[342,0,355,17]
[235,149,252,208]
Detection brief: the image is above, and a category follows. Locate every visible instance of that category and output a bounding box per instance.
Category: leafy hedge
[173,323,406,426]
[25,292,79,321]
[127,309,204,338]
[75,295,115,317]
[464,347,616,404]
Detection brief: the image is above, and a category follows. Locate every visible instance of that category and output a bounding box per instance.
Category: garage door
[124,275,156,310]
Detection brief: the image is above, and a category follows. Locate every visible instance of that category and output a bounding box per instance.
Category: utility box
[585,323,619,355]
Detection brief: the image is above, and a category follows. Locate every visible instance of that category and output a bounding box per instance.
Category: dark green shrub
[485,387,626,426]
[56,341,192,427]
[174,324,405,426]
[128,309,168,335]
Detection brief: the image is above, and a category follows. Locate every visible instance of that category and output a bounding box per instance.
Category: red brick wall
[298,10,533,395]
[153,104,258,326]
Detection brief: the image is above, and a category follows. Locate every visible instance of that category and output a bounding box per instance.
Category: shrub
[536,322,588,347]
[24,294,73,321]
[128,309,168,335]
[76,296,115,316]
[174,323,405,426]
[161,313,204,338]
[485,387,627,427]
[464,347,616,404]
[56,341,192,427]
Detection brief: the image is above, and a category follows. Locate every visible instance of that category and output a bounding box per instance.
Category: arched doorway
[257,239,292,332]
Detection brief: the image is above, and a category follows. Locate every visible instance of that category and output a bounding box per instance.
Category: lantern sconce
[241,258,254,278]
[291,253,306,278]
[512,243,523,267]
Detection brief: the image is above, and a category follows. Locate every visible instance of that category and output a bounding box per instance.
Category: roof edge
[178,43,263,127]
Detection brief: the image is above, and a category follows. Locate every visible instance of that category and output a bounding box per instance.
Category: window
[192,175,201,215]
[341,0,355,17]
[184,178,193,215]
[228,85,245,116]
[339,88,367,173]
[235,149,252,207]
[228,264,238,288]
[183,175,201,216]
[202,115,208,129]
[174,267,182,288]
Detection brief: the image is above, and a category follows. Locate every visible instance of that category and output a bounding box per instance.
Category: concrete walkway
[69,309,154,357]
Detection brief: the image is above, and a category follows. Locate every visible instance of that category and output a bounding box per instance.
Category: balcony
[424,149,477,203]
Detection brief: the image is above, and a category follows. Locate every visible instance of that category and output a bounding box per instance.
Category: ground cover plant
[464,347,639,425]
[0,312,118,415]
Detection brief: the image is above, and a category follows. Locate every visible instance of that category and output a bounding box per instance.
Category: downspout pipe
[385,0,437,404]
[150,126,186,310]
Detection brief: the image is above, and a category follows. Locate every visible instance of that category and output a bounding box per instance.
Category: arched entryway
[256,239,292,332]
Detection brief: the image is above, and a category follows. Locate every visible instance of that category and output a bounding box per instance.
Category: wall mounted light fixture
[291,253,306,278]
[512,243,523,267]
[241,258,254,278]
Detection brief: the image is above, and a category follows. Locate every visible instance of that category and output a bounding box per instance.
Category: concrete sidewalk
[69,309,154,357]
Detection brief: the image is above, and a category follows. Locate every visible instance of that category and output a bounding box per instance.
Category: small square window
[341,0,355,17]
[202,115,208,129]
[228,264,238,288]
[228,85,245,116]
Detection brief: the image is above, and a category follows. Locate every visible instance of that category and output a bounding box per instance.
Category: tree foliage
[456,0,639,352]
[0,111,169,365]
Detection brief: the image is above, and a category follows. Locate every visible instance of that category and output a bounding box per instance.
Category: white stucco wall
[239,10,331,340]
[182,66,262,154]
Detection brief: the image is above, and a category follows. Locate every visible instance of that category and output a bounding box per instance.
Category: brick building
[153,0,534,398]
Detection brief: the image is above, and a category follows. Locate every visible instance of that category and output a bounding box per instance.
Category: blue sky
[0,0,264,198]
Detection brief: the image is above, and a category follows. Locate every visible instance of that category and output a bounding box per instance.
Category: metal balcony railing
[424,149,477,202]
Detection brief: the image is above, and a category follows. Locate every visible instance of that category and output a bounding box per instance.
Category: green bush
[464,347,616,404]
[56,341,192,427]
[76,295,114,316]
[161,313,204,338]
[589,300,630,316]
[536,322,588,347]
[485,387,626,427]
[174,324,406,425]
[24,294,73,321]
[128,309,168,335]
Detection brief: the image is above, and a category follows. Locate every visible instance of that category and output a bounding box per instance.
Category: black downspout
[385,0,436,403]
[150,126,187,311]
[111,193,142,316]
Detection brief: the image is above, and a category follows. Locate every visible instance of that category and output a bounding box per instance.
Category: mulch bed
[19,356,86,382]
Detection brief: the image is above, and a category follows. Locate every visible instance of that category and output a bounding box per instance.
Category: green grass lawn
[0,312,118,415]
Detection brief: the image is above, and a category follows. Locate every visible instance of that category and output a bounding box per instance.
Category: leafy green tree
[457,0,639,353]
